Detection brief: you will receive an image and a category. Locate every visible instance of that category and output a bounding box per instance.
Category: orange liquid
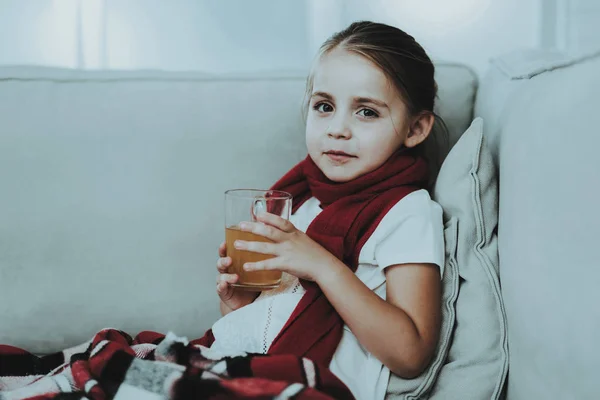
[225,226,282,290]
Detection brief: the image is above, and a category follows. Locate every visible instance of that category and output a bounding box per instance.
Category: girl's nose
[327,130,351,139]
[326,118,352,140]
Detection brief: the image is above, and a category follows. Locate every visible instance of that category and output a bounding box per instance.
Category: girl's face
[306,48,412,183]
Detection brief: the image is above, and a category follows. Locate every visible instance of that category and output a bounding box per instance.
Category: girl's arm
[317,260,441,379]
[234,212,441,377]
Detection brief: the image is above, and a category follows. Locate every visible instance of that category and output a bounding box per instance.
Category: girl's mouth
[324,150,356,163]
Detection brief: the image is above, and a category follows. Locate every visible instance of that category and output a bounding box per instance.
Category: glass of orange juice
[224,189,292,290]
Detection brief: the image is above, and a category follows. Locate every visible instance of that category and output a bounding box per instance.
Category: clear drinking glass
[224,189,292,290]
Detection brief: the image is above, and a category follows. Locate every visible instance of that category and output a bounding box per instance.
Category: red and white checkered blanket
[0,328,353,399]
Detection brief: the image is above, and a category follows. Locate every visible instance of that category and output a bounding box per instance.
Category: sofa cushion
[429,117,507,399]
[475,49,600,399]
[0,63,477,353]
[433,64,477,152]
[387,118,508,399]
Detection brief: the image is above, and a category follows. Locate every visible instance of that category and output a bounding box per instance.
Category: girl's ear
[403,112,435,148]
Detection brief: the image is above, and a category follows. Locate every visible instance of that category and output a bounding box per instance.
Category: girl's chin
[320,165,359,183]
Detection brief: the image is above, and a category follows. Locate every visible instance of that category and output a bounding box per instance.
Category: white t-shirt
[207,189,445,400]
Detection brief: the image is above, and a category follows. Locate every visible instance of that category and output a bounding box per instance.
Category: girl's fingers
[217,273,238,284]
[255,212,295,233]
[217,281,233,299]
[233,240,277,255]
[217,257,232,273]
[216,274,238,300]
[216,280,227,293]
[218,241,227,257]
[238,221,284,242]
[243,257,281,272]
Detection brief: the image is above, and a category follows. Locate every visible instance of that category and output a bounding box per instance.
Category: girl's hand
[233,212,339,282]
[216,241,259,315]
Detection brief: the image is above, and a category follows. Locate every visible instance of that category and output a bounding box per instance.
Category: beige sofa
[1,48,598,398]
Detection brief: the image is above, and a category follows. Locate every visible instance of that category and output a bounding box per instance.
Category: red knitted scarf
[266,148,429,365]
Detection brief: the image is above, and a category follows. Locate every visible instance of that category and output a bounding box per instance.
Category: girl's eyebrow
[311,91,388,109]
[311,91,333,100]
[354,97,389,109]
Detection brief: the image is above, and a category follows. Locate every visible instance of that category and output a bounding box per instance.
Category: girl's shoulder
[384,188,442,219]
[371,189,445,272]
[372,189,443,243]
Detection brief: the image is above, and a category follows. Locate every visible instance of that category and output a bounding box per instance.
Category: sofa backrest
[475,49,600,399]
[0,64,476,352]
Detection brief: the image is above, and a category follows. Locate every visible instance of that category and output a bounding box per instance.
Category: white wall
[556,0,600,54]
[0,0,79,67]
[337,0,542,77]
[105,0,311,72]
[0,0,311,72]
[3,0,597,77]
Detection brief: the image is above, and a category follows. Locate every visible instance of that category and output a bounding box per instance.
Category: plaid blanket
[0,328,353,400]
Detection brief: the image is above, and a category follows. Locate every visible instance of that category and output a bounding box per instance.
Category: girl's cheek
[309,115,331,132]
[305,133,320,152]
[305,131,322,157]
[305,119,321,139]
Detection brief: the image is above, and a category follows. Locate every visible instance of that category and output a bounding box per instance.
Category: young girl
[212,21,445,400]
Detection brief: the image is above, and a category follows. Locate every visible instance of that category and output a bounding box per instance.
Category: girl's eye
[314,102,334,113]
[358,108,379,118]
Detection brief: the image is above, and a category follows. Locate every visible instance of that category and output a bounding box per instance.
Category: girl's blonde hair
[304,21,449,188]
